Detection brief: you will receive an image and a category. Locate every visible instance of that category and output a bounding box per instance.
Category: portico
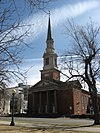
[32,90,57,115]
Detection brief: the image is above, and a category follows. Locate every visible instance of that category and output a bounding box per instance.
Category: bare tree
[60,20,100,125]
[0,0,55,87]
[0,0,55,114]
[0,2,30,87]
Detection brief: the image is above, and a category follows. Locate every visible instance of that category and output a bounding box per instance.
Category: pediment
[33,80,51,88]
[29,80,62,92]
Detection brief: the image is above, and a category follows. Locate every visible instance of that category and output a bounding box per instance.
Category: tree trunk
[92,94,100,125]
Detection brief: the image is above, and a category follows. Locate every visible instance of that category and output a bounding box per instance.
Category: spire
[45,12,54,53]
[47,11,52,41]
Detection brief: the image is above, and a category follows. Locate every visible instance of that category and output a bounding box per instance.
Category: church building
[28,16,91,117]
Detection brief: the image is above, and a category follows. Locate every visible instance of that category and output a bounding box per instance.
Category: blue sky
[22,0,100,59]
[12,0,100,89]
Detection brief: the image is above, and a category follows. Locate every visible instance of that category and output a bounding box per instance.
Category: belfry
[28,15,90,117]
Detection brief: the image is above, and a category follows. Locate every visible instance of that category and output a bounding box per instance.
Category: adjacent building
[28,16,92,117]
[0,83,30,115]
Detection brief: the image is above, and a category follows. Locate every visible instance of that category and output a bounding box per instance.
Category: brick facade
[28,80,91,116]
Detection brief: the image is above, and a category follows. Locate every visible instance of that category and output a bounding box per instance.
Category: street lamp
[10,89,16,126]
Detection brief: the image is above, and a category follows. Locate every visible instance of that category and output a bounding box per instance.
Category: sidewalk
[0,119,100,132]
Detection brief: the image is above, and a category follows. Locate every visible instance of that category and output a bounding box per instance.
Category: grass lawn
[0,125,99,133]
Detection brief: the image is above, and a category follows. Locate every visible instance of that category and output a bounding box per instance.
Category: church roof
[63,80,82,89]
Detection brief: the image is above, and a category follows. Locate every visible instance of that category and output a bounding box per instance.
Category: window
[55,58,57,67]
[46,58,49,65]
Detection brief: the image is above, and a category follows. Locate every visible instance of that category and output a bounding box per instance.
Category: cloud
[51,0,100,26]
[20,0,100,42]
[8,58,42,87]
[21,58,42,85]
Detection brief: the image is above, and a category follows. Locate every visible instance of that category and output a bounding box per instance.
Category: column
[32,93,34,113]
[39,92,41,113]
[46,91,49,113]
[53,90,57,113]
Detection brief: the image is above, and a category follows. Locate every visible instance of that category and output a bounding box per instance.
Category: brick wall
[57,89,73,115]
